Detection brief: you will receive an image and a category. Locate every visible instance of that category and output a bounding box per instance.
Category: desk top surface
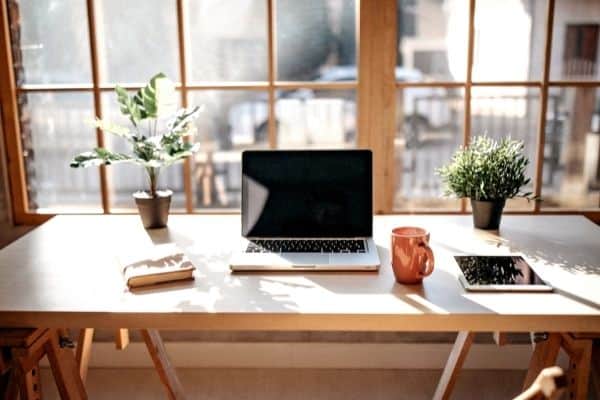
[0,215,598,331]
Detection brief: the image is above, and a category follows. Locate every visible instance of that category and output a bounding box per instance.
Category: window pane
[470,87,540,211]
[101,91,186,211]
[473,0,546,81]
[12,0,92,84]
[21,92,100,211]
[188,91,269,209]
[542,87,600,208]
[276,90,356,148]
[276,0,356,81]
[394,87,464,210]
[97,0,179,84]
[397,0,468,82]
[187,0,268,82]
[551,0,600,80]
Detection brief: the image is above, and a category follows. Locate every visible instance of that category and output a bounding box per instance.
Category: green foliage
[70,148,132,168]
[90,118,133,141]
[115,86,142,127]
[71,73,201,196]
[436,136,534,201]
[114,72,177,127]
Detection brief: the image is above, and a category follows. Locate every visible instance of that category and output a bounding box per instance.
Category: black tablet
[454,255,552,292]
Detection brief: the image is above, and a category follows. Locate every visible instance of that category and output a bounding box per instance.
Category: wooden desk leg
[523,332,561,390]
[76,328,94,383]
[591,340,600,400]
[28,365,42,400]
[433,331,475,400]
[141,329,186,400]
[0,349,9,375]
[45,330,87,400]
[115,329,130,350]
[493,332,507,346]
[561,333,592,400]
[17,364,42,400]
[2,368,19,400]
[0,368,8,397]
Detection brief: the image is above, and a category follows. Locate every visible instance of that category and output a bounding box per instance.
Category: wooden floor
[40,368,526,399]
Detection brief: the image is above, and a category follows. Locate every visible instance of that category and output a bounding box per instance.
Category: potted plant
[70,73,201,229]
[437,136,535,230]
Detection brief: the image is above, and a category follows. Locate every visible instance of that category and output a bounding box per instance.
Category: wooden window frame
[0,0,599,225]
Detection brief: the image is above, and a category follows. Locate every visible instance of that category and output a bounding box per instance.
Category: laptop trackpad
[280,253,330,266]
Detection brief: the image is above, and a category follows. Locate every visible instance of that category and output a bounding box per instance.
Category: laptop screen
[242,150,372,238]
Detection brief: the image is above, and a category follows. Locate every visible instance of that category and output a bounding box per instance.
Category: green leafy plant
[70,73,201,196]
[436,136,534,201]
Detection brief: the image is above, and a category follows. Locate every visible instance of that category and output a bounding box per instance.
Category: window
[397,0,467,81]
[4,0,357,213]
[542,87,600,208]
[399,0,417,38]
[394,0,600,212]
[1,0,599,221]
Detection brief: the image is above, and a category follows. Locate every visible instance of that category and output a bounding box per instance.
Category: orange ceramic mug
[391,227,435,284]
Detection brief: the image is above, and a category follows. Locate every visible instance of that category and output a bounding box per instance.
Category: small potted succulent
[437,136,535,230]
[70,73,201,229]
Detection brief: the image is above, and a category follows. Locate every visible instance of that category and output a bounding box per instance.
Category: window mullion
[461,0,476,213]
[86,0,109,214]
[267,0,277,149]
[358,0,397,213]
[176,0,194,213]
[533,0,556,212]
[0,0,29,222]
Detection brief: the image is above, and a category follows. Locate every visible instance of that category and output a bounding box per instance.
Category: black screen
[242,150,372,237]
[454,256,545,285]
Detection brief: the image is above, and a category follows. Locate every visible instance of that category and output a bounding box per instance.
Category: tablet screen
[454,255,545,286]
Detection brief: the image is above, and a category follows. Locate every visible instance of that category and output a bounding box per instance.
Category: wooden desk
[0,215,598,398]
[0,215,597,331]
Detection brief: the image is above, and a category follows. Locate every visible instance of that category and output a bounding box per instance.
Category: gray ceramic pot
[133,189,172,229]
[470,198,506,230]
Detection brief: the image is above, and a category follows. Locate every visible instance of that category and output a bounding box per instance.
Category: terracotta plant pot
[133,189,172,229]
[470,198,506,230]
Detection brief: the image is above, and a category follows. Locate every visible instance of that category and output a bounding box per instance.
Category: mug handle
[417,242,435,278]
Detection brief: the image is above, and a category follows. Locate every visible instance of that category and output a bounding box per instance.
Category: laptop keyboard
[246,239,367,254]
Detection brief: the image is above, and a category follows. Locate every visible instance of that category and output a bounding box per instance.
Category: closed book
[121,244,195,289]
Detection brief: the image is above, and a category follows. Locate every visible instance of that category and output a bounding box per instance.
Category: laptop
[229,149,380,271]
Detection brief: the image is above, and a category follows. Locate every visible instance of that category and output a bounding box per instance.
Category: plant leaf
[70,148,133,168]
[155,75,177,117]
[115,86,141,126]
[72,72,202,194]
[90,118,133,142]
[436,136,536,201]
[167,105,202,135]
[132,72,170,120]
